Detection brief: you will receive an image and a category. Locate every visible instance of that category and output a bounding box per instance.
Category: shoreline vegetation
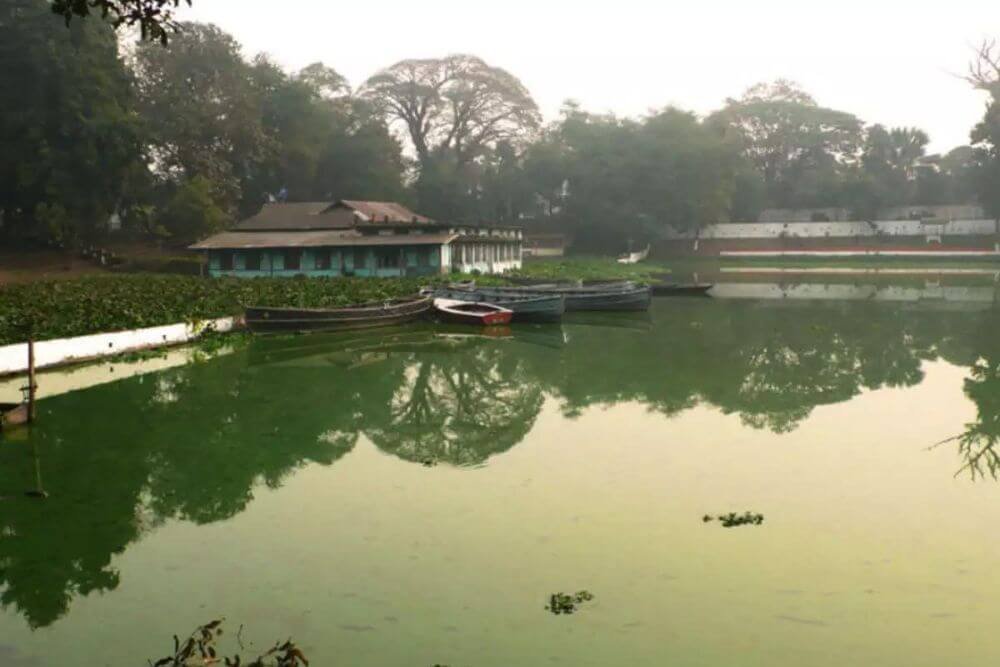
[5,255,1000,347]
[0,259,663,346]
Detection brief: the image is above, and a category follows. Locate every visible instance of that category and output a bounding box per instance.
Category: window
[353,248,367,269]
[314,249,331,270]
[417,248,431,267]
[245,252,261,271]
[219,252,233,271]
[284,249,301,271]
[376,249,400,268]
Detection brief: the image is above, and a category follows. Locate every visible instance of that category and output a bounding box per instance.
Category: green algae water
[3,283,1000,666]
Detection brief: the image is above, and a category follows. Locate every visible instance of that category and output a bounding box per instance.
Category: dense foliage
[3,4,999,255]
[0,0,140,245]
[0,275,437,344]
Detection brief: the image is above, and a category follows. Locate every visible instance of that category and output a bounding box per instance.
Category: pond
[2,276,1000,666]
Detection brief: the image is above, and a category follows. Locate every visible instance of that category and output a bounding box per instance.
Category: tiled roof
[190,231,457,250]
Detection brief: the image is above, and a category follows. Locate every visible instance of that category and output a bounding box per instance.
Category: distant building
[190,200,523,278]
[522,232,570,258]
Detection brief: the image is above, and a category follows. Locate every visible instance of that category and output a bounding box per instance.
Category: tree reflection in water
[365,341,544,466]
[2,297,1000,627]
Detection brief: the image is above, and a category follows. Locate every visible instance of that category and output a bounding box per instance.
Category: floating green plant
[703,512,765,528]
[546,590,595,615]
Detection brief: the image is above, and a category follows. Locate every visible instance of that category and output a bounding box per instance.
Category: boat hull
[469,286,652,312]
[562,287,652,311]
[431,290,565,322]
[245,297,432,334]
[650,283,714,297]
[1,403,29,430]
[433,299,514,326]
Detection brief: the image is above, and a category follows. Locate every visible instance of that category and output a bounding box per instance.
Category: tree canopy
[3,7,998,252]
[50,0,189,43]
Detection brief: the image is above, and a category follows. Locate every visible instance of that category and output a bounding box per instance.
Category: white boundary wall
[663,219,999,240]
[0,316,238,376]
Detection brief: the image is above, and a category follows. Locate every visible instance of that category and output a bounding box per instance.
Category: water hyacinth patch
[703,512,765,528]
[0,274,466,345]
[546,590,595,615]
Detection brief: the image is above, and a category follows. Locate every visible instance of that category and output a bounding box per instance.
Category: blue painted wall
[207,246,442,278]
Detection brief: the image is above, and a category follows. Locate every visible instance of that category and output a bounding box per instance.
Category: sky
[179,0,1000,153]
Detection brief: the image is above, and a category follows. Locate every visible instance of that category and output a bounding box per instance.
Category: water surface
[2,286,1000,666]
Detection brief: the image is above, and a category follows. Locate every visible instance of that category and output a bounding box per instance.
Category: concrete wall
[0,316,237,376]
[664,219,999,241]
[757,204,986,223]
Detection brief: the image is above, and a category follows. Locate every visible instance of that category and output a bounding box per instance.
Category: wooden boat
[617,245,650,265]
[651,282,714,297]
[1,402,29,430]
[468,285,652,312]
[433,298,513,326]
[430,289,565,322]
[559,286,651,311]
[245,295,432,334]
[2,341,36,433]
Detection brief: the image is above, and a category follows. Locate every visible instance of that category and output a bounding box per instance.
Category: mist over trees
[2,0,999,251]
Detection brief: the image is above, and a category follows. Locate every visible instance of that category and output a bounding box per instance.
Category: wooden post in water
[27,339,35,423]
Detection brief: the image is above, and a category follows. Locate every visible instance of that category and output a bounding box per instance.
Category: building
[522,232,570,258]
[190,200,523,278]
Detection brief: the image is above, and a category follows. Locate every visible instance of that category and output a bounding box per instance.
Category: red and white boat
[433,298,513,326]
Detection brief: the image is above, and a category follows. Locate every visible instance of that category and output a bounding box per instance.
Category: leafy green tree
[50,0,188,43]
[913,146,978,206]
[0,0,141,245]
[709,80,863,209]
[244,57,406,211]
[967,40,1000,229]
[157,175,230,241]
[132,22,271,217]
[521,105,744,248]
[971,104,1000,225]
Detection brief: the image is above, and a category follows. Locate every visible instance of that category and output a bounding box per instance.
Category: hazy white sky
[180,0,1000,152]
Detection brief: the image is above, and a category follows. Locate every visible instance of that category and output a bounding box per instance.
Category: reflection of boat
[429,289,565,322]
[617,245,650,264]
[651,282,714,297]
[433,299,513,326]
[245,296,431,334]
[562,310,654,332]
[459,284,651,312]
[247,326,529,369]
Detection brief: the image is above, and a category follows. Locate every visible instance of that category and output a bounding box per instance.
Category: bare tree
[360,54,541,167]
[967,39,1000,98]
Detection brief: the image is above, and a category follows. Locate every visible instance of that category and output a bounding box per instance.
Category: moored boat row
[244,275,710,335]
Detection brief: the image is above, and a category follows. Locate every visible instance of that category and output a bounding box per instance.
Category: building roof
[231,200,434,232]
[190,231,457,250]
[233,203,354,231]
[336,200,433,223]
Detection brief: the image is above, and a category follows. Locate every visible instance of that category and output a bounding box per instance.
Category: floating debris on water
[703,512,765,528]
[546,590,595,615]
[149,619,308,666]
